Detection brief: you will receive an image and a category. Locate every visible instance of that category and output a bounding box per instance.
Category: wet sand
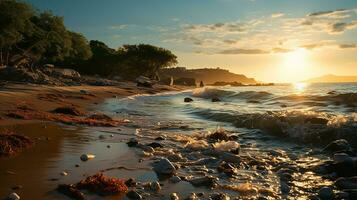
[0,82,189,199]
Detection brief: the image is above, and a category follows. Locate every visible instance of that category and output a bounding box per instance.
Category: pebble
[125,178,137,187]
[190,176,218,187]
[221,152,241,163]
[184,97,193,102]
[60,171,68,176]
[145,181,161,192]
[75,164,80,167]
[187,192,199,200]
[155,136,165,141]
[107,145,111,148]
[280,181,290,194]
[147,142,163,148]
[99,135,106,139]
[153,158,176,175]
[318,186,334,200]
[170,192,180,200]
[80,154,95,161]
[127,190,142,200]
[333,153,351,163]
[7,192,20,200]
[127,138,139,147]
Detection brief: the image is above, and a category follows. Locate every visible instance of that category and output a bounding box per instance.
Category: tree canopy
[0,0,178,80]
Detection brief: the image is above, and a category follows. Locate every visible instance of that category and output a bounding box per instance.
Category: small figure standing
[199,80,204,87]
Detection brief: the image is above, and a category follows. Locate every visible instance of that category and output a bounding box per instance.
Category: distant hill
[305,74,357,83]
[159,67,257,84]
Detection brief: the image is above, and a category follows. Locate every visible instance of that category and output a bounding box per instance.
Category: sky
[26,0,357,83]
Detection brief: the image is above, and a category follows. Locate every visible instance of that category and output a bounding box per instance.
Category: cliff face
[160,67,257,84]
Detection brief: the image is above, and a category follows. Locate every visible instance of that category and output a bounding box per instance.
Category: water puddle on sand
[0,123,146,199]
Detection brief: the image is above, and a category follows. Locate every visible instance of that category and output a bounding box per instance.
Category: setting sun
[280,48,310,82]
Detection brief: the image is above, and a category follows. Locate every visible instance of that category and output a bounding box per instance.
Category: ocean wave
[192,87,235,99]
[190,108,357,147]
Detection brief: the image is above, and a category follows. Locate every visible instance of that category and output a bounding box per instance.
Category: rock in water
[190,176,218,187]
[169,176,182,183]
[127,190,142,200]
[318,186,334,200]
[335,177,357,189]
[127,138,139,147]
[323,139,351,153]
[170,193,179,200]
[7,193,20,200]
[147,142,163,148]
[212,97,221,102]
[153,158,176,175]
[80,154,95,161]
[221,152,241,163]
[184,97,193,102]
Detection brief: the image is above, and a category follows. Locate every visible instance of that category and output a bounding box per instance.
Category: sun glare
[281,48,310,83]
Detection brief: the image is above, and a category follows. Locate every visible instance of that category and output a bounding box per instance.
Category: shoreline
[0,82,188,127]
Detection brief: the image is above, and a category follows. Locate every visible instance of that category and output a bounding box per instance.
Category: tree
[0,0,34,65]
[60,31,92,66]
[117,44,177,79]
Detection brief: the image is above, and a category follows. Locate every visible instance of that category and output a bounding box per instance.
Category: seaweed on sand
[0,130,33,156]
[58,173,128,199]
[6,108,123,127]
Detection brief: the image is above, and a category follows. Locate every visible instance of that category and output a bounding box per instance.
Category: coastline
[0,82,188,126]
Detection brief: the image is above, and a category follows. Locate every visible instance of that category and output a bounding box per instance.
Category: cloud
[218,48,269,54]
[108,24,128,30]
[272,47,292,53]
[329,21,357,34]
[307,9,352,19]
[300,43,329,50]
[339,44,357,49]
[271,13,284,18]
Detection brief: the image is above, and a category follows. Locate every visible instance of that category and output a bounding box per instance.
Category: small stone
[7,192,20,200]
[145,181,161,192]
[60,171,68,176]
[127,190,142,200]
[80,154,95,161]
[333,153,351,163]
[190,176,218,187]
[153,158,176,175]
[280,181,290,194]
[155,136,165,141]
[170,193,179,200]
[99,135,106,139]
[127,138,139,147]
[75,164,80,167]
[210,193,230,200]
[147,142,163,148]
[221,152,241,163]
[184,97,193,102]
[137,144,155,153]
[318,186,334,200]
[110,134,114,137]
[125,178,137,187]
[323,139,351,153]
[212,97,221,102]
[169,176,182,183]
[187,192,198,200]
[107,145,111,148]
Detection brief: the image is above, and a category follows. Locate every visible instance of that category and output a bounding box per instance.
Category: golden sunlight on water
[293,82,308,93]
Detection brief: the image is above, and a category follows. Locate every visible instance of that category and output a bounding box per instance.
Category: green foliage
[117,44,177,79]
[0,0,178,81]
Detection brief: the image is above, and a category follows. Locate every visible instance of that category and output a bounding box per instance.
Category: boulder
[136,76,154,87]
[190,176,218,187]
[212,97,221,102]
[335,177,357,190]
[184,97,193,102]
[127,138,139,147]
[318,186,334,200]
[152,158,176,175]
[323,139,351,153]
[52,68,81,79]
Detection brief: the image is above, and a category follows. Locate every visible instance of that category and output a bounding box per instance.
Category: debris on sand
[6,108,124,127]
[0,130,33,156]
[57,184,85,200]
[207,128,236,141]
[52,106,84,116]
[76,173,128,195]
